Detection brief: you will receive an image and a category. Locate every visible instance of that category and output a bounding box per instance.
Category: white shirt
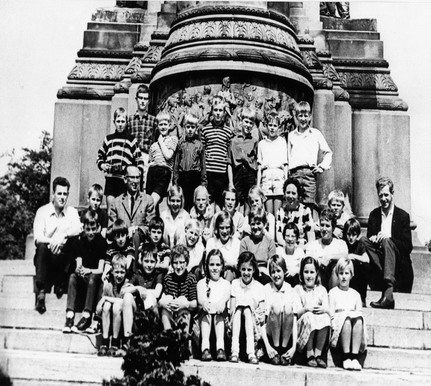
[380,203,394,239]
[306,238,348,267]
[160,208,190,248]
[264,281,301,316]
[287,127,332,170]
[197,277,231,314]
[257,136,288,169]
[206,237,241,268]
[231,278,265,310]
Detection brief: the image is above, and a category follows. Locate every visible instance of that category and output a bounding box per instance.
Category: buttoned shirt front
[127,110,157,154]
[381,203,395,239]
[229,133,259,170]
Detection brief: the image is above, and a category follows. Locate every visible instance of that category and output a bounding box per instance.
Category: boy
[287,101,332,207]
[159,244,197,332]
[328,190,351,239]
[97,107,145,213]
[96,254,129,356]
[239,207,276,285]
[79,184,108,237]
[227,107,259,212]
[173,113,207,211]
[146,111,178,210]
[103,219,135,281]
[201,95,234,208]
[63,211,107,333]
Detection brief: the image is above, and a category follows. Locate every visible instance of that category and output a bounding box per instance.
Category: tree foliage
[0,131,52,259]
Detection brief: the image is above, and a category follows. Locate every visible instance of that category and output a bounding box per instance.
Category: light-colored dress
[295,284,331,351]
[328,286,367,352]
[206,237,241,269]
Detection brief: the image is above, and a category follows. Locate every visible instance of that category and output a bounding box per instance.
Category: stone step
[87,22,142,32]
[2,349,431,386]
[324,30,381,41]
[367,290,431,312]
[326,38,384,60]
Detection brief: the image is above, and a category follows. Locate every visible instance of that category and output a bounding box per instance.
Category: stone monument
[53,1,410,225]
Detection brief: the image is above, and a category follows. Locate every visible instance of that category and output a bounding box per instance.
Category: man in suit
[108,165,155,257]
[365,177,413,309]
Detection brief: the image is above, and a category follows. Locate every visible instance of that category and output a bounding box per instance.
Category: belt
[289,165,313,174]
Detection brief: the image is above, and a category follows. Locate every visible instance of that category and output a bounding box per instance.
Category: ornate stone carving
[68,63,127,81]
[124,56,142,75]
[333,58,388,68]
[301,50,322,70]
[322,63,341,83]
[337,72,398,92]
[142,45,163,63]
[114,80,132,93]
[91,7,147,23]
[57,86,114,100]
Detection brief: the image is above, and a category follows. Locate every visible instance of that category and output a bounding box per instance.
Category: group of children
[61,86,368,370]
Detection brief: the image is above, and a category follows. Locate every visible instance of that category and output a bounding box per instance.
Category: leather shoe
[35,293,46,314]
[370,297,394,309]
[54,284,64,299]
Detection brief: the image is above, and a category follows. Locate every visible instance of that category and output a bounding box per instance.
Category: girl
[306,208,348,290]
[183,219,205,277]
[197,249,231,362]
[329,257,366,371]
[343,218,370,305]
[190,185,220,244]
[242,185,275,240]
[295,256,331,368]
[160,185,190,248]
[206,210,240,282]
[230,251,265,365]
[275,179,315,248]
[275,222,305,287]
[261,255,299,366]
[257,112,288,217]
[212,188,244,239]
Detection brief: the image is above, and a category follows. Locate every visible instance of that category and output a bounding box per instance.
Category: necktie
[131,195,135,213]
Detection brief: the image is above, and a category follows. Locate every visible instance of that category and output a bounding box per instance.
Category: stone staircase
[1,252,431,385]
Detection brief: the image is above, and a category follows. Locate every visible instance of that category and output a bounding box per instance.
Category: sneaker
[216,349,226,361]
[201,349,212,361]
[74,316,92,332]
[62,317,74,334]
[248,353,259,365]
[350,359,362,371]
[84,320,99,334]
[54,284,64,299]
[343,359,352,370]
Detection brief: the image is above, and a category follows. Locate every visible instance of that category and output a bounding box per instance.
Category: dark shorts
[146,165,171,198]
[104,176,126,197]
[178,171,202,211]
[233,165,257,204]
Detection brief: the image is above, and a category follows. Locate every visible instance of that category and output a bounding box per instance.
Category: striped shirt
[173,137,207,185]
[106,238,135,264]
[201,122,234,173]
[163,271,197,300]
[127,111,157,155]
[97,131,144,177]
[148,135,178,171]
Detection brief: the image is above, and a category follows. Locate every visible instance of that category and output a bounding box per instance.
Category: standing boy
[201,95,234,208]
[173,113,207,211]
[287,101,332,207]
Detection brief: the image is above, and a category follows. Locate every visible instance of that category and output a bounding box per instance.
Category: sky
[0,0,430,241]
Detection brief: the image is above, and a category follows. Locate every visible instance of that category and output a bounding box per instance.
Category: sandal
[229,353,239,363]
[97,345,108,357]
[248,354,259,365]
[107,346,118,357]
[316,355,327,369]
[307,355,317,367]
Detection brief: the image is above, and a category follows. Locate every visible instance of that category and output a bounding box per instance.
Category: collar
[271,281,289,293]
[49,202,66,217]
[293,127,312,136]
[238,132,253,140]
[133,110,148,119]
[239,279,254,288]
[381,203,395,217]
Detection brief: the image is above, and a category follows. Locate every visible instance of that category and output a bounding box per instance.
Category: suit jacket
[108,192,155,234]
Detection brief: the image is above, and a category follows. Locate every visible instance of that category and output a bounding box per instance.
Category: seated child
[103,219,135,281]
[329,257,367,371]
[211,188,244,239]
[96,255,130,357]
[63,211,106,333]
[159,244,197,332]
[275,223,305,287]
[241,185,275,240]
[240,207,276,284]
[230,251,265,365]
[206,210,241,282]
[160,185,190,248]
[190,185,220,244]
[79,184,108,238]
[182,219,205,277]
[328,190,352,239]
[295,256,331,368]
[343,218,370,305]
[261,255,300,366]
[197,249,231,361]
[173,113,207,211]
[306,208,348,290]
[146,111,179,210]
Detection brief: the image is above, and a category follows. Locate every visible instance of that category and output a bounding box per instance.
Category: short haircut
[113,107,126,121]
[156,111,171,124]
[88,183,103,199]
[149,217,165,233]
[283,178,303,201]
[283,222,300,240]
[112,254,127,270]
[194,185,209,204]
[268,254,287,275]
[139,243,158,262]
[185,219,201,232]
[136,84,149,96]
[240,107,256,121]
[52,176,70,193]
[299,256,321,286]
[295,101,312,115]
[171,244,190,265]
[343,217,362,240]
[111,218,128,238]
[82,210,99,227]
[376,177,394,194]
[237,251,259,278]
[183,113,199,126]
[320,208,337,230]
[266,111,280,125]
[223,187,237,204]
[334,257,354,277]
[212,95,224,108]
[248,207,267,225]
[214,210,235,239]
[168,185,184,210]
[204,249,225,278]
[248,185,266,206]
[328,190,345,206]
